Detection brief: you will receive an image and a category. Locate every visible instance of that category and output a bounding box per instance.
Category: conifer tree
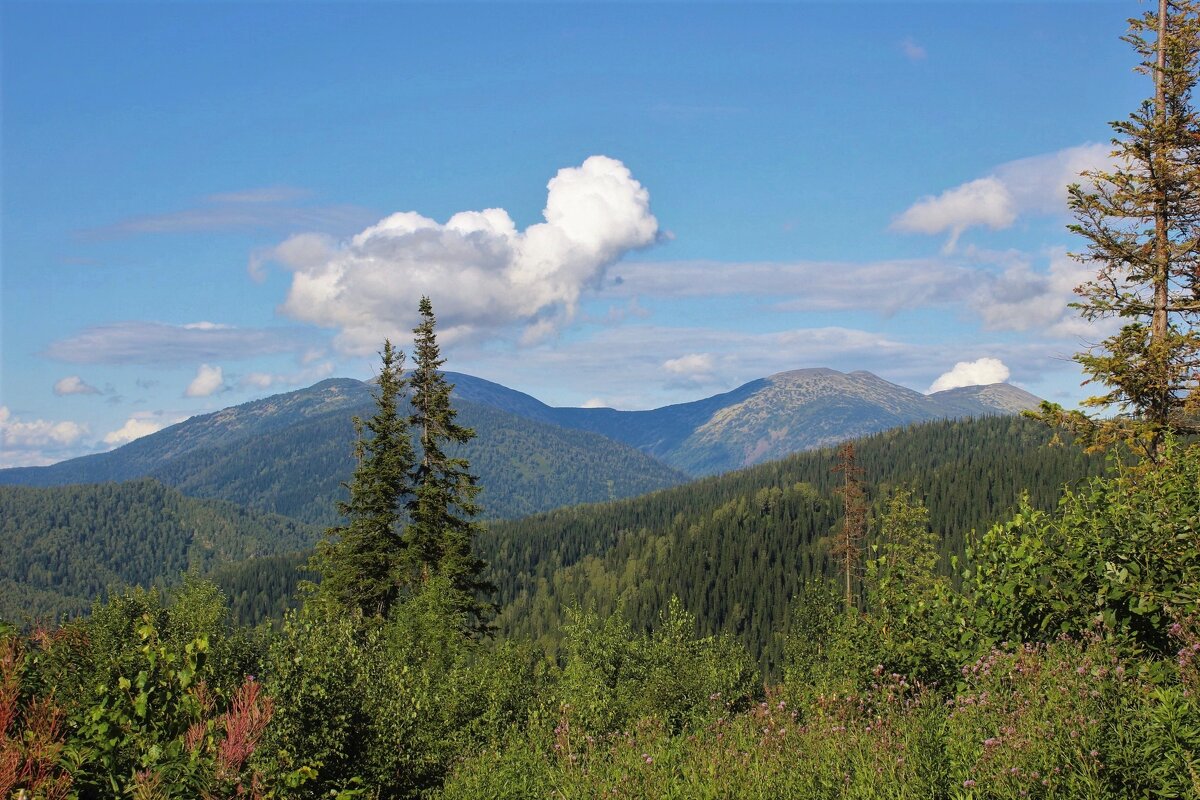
[405,297,494,634]
[830,442,867,612]
[1040,0,1200,459]
[310,340,414,616]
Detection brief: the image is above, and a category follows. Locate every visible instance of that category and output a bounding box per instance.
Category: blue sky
[1,1,1144,466]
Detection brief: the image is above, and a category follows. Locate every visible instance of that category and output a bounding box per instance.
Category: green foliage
[312,340,415,618]
[254,601,379,798]
[7,579,277,798]
[558,598,761,737]
[1111,683,1200,799]
[863,489,964,686]
[260,580,543,799]
[967,440,1200,654]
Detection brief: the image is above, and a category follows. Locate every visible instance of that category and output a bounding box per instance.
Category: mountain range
[0,367,1045,626]
[0,368,1041,524]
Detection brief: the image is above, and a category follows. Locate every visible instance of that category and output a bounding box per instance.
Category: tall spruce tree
[405,297,494,634]
[310,340,414,616]
[1039,0,1200,459]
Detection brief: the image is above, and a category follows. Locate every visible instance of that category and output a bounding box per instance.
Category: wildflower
[963,779,976,788]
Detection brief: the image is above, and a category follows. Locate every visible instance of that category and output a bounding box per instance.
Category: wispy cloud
[892,143,1113,250]
[44,321,311,365]
[604,258,975,315]
[900,37,927,61]
[78,186,375,240]
[453,323,1073,412]
[53,375,101,396]
[662,352,720,389]
[238,361,335,392]
[205,186,313,204]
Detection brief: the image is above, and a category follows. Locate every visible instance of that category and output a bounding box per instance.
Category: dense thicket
[5,442,1196,799]
[0,479,315,623]
[482,415,1105,675]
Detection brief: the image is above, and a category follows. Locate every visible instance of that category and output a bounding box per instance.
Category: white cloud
[663,352,722,389]
[103,415,170,446]
[0,406,91,466]
[53,375,101,396]
[663,353,716,376]
[185,364,226,397]
[580,398,610,409]
[892,143,1113,249]
[182,321,232,331]
[0,406,90,448]
[892,177,1017,251]
[45,321,308,365]
[928,357,1011,393]
[262,155,660,354]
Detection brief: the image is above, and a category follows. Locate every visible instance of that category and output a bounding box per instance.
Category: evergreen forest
[5,4,1200,798]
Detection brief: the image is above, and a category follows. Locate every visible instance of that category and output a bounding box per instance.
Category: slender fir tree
[405,297,495,634]
[310,340,414,617]
[830,442,867,613]
[1037,0,1200,460]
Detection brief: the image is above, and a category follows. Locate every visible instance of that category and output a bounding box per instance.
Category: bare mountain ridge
[670,369,1041,474]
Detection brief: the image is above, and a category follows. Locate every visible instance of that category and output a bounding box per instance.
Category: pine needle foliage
[1038,0,1200,460]
[310,340,414,617]
[406,297,495,635]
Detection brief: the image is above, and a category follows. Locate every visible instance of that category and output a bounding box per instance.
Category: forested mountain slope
[479,415,1105,676]
[460,369,1043,475]
[0,479,316,622]
[0,378,688,525]
[0,370,1041,510]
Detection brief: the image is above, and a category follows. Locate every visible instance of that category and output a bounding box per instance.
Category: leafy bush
[558,597,760,736]
[967,440,1200,654]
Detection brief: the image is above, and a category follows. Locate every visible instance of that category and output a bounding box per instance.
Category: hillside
[455,369,1042,475]
[478,415,1105,676]
[0,378,688,525]
[198,416,1105,641]
[0,479,317,622]
[520,370,1043,475]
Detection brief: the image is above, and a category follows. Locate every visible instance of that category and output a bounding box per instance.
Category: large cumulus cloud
[264,156,660,354]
